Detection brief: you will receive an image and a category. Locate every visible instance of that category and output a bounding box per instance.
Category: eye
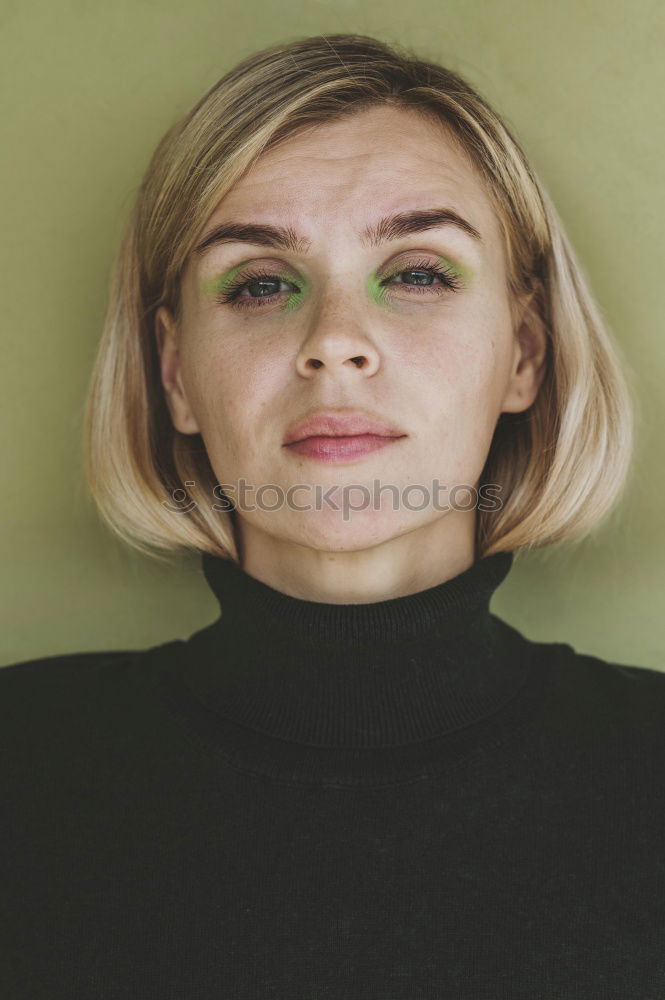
[379,257,465,298]
[216,271,297,310]
[215,256,465,312]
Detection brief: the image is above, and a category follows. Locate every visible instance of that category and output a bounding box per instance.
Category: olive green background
[1,0,663,669]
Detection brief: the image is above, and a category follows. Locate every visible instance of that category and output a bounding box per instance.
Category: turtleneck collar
[159,549,536,785]
[203,550,514,647]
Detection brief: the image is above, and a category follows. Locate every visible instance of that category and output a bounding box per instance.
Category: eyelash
[216,257,464,311]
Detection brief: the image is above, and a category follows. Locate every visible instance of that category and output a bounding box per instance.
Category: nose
[294,302,380,379]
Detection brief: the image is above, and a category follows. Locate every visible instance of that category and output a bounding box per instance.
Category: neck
[234,510,476,603]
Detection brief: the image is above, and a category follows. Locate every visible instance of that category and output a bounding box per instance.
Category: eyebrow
[191,207,483,260]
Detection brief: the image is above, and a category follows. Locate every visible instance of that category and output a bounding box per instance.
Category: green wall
[1,0,663,669]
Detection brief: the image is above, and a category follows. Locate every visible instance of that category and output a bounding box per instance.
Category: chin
[274,508,423,553]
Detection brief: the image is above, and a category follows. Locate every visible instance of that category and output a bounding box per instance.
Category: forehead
[192,105,504,265]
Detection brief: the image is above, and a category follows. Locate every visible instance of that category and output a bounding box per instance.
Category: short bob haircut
[83,32,637,567]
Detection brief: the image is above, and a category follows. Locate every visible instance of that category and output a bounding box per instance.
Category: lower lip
[285,434,404,462]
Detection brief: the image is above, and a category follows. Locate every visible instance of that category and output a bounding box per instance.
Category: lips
[283,411,406,446]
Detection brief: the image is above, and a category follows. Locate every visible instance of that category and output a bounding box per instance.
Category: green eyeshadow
[367,255,471,308]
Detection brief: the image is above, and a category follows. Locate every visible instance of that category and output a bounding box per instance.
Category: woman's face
[156,105,545,560]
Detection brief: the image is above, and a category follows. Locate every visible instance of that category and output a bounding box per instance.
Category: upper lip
[283,410,407,445]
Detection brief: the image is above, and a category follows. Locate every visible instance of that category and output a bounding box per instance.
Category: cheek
[190,339,286,454]
[439,296,513,405]
[453,341,509,448]
[406,327,510,473]
[401,328,502,410]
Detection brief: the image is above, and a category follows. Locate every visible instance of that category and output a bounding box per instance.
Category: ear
[154,305,201,434]
[500,279,549,414]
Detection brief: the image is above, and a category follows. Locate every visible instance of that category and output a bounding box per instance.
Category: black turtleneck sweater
[2,550,665,998]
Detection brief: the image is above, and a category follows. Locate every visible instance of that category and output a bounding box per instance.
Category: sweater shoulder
[0,648,145,692]
[1,648,139,674]
[552,644,665,697]
[0,638,187,677]
[525,636,665,745]
[496,614,665,708]
[0,642,184,720]
[0,641,187,764]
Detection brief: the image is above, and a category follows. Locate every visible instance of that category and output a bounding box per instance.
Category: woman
[3,32,663,998]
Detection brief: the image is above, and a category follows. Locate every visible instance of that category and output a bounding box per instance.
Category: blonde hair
[83,32,637,565]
